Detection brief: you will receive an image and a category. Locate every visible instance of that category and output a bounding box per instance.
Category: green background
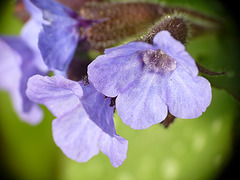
[0,0,239,180]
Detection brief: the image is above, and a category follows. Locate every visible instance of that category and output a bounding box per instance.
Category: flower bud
[142,15,189,44]
[79,2,164,49]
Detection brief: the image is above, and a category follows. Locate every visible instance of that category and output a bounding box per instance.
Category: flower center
[142,49,177,74]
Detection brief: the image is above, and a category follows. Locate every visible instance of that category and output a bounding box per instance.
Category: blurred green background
[0,0,240,180]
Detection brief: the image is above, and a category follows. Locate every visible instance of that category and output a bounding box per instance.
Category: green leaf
[187,32,240,101]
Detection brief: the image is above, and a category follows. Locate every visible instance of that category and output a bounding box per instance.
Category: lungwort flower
[88,31,212,129]
[31,0,102,72]
[26,74,128,167]
[0,0,48,124]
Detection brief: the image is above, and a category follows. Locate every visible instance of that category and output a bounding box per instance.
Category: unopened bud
[79,2,164,49]
[142,15,188,44]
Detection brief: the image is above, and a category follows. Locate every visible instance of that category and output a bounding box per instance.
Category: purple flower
[31,0,101,72]
[0,0,48,124]
[26,74,128,167]
[88,30,212,129]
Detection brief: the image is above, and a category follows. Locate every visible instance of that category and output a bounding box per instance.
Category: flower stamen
[142,49,177,74]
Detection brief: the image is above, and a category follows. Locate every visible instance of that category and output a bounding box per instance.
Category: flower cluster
[0,0,213,167]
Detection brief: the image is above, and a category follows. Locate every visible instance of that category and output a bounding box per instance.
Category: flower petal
[30,0,73,17]
[99,134,128,168]
[23,0,42,22]
[88,44,146,97]
[116,73,168,129]
[80,82,116,136]
[0,38,21,91]
[52,105,101,163]
[21,19,48,72]
[0,38,43,125]
[52,105,128,167]
[153,31,198,76]
[80,82,128,167]
[39,17,79,71]
[15,95,43,125]
[27,75,128,167]
[166,65,212,119]
[31,0,79,71]
[26,74,83,117]
[104,41,153,57]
